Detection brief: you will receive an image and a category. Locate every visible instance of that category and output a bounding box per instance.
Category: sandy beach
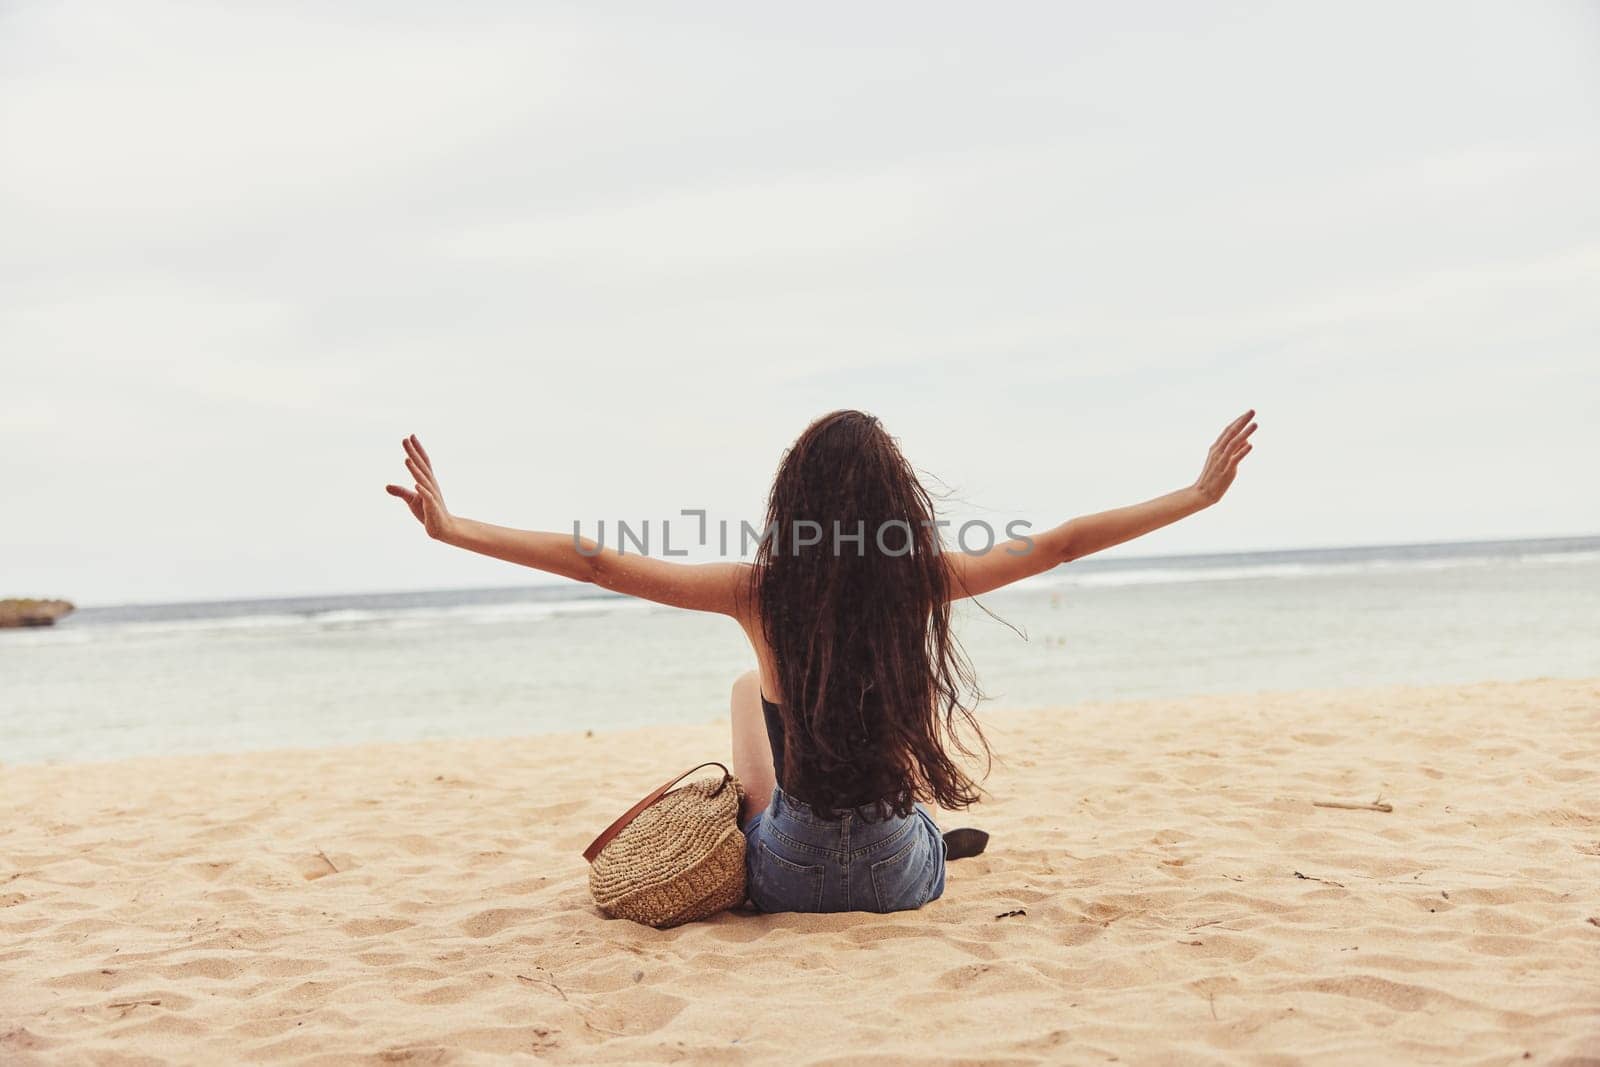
[3,676,1596,1064]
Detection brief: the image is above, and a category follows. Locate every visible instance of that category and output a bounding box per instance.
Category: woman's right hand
[385,433,456,541]
[1193,409,1257,505]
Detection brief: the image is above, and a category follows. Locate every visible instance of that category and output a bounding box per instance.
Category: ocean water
[3,536,1597,765]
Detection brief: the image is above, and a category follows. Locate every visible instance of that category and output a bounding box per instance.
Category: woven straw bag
[582,761,747,928]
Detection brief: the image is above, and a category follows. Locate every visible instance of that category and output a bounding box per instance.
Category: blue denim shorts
[741,783,947,914]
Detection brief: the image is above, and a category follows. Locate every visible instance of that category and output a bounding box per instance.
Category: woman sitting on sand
[386,408,1256,914]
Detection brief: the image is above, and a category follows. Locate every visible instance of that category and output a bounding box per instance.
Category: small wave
[1031,549,1600,589]
[11,595,646,643]
[5,612,309,640]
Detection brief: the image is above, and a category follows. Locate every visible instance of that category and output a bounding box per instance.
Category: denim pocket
[751,839,825,913]
[869,828,935,913]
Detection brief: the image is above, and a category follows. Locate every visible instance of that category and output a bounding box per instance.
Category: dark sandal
[942,827,989,861]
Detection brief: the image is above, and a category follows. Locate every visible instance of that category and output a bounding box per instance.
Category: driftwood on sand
[1313,798,1394,813]
[0,598,75,628]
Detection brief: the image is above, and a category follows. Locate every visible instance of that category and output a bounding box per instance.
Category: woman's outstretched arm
[385,434,747,616]
[946,409,1257,600]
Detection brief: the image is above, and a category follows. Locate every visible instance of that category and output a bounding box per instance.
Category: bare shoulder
[942,549,992,600]
[726,561,760,624]
[588,555,753,617]
[682,559,754,618]
[941,538,1050,600]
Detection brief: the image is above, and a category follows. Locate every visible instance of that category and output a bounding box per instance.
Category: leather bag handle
[581,761,732,864]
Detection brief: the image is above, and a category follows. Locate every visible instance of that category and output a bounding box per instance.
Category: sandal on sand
[942,827,989,861]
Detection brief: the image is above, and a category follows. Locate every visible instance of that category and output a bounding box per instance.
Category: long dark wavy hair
[749,409,990,819]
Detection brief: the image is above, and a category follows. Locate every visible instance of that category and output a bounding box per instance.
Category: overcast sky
[3,1,1597,606]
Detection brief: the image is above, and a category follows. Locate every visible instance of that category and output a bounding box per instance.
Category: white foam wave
[6,595,647,643]
[1032,549,1600,589]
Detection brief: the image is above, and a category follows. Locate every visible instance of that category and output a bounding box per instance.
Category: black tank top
[759,692,790,792]
[761,692,883,812]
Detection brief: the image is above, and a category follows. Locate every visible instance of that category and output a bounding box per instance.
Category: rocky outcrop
[0,598,75,628]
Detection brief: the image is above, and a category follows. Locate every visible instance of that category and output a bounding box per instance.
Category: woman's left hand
[1192,409,1257,506]
[385,434,455,541]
